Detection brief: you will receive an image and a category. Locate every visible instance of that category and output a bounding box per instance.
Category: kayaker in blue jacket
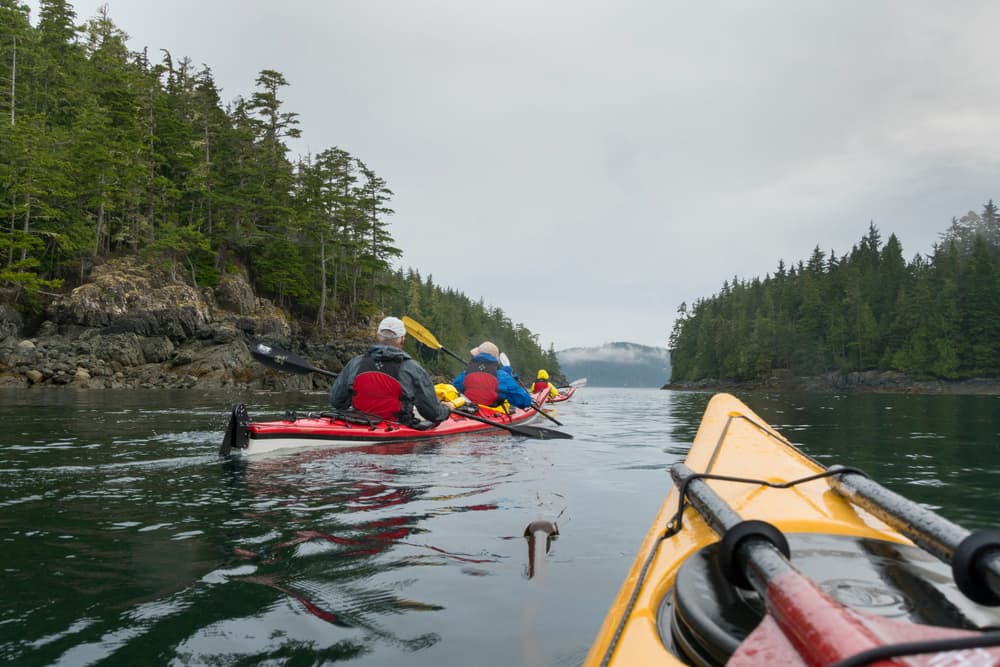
[329,316,451,424]
[452,341,533,411]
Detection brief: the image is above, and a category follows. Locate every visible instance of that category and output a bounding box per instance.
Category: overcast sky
[25,1,1000,350]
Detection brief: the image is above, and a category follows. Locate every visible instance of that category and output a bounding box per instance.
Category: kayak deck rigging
[585,393,1000,667]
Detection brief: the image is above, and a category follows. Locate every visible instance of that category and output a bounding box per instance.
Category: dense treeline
[0,1,396,322]
[0,1,558,375]
[669,201,1000,382]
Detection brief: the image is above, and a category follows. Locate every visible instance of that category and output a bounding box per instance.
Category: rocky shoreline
[663,369,1000,396]
[0,258,368,392]
[6,259,1000,397]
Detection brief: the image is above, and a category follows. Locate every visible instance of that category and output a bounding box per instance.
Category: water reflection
[208,438,507,657]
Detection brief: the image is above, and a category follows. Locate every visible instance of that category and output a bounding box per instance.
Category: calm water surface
[2,387,1000,666]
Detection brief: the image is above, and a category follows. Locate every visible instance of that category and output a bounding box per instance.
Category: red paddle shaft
[671,464,1000,667]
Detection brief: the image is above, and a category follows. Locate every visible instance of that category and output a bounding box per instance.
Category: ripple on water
[0,494,44,508]
[171,530,204,541]
[26,618,99,651]
[908,478,947,488]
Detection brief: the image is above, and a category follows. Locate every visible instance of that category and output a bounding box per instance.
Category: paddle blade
[513,424,574,440]
[402,316,468,365]
[569,378,587,388]
[250,342,337,378]
[219,404,249,456]
[401,316,442,350]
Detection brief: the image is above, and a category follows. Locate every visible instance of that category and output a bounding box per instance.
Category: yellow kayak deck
[584,393,911,666]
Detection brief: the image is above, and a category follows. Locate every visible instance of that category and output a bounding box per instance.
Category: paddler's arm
[329,356,361,408]
[499,370,533,408]
[402,361,451,422]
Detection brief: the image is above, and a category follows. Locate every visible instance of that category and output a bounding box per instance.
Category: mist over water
[2,387,998,665]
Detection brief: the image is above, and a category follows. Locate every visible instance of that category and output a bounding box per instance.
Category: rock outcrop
[0,258,367,390]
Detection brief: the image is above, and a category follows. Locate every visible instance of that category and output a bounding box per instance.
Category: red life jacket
[351,355,410,421]
[463,358,500,406]
[531,379,550,393]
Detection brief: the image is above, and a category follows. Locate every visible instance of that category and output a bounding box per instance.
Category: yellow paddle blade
[402,315,442,350]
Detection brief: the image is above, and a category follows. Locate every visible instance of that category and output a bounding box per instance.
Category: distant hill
[556,342,671,388]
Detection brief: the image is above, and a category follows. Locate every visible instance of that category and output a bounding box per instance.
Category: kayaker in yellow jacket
[530,369,559,399]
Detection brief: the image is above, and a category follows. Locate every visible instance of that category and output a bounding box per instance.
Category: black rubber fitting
[953,529,1000,606]
[719,520,791,590]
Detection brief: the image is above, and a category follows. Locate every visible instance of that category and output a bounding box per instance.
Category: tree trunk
[20,189,31,262]
[352,264,359,311]
[370,223,377,301]
[204,117,212,236]
[94,171,106,257]
[9,36,15,127]
[316,229,327,332]
[331,248,339,315]
[7,194,14,267]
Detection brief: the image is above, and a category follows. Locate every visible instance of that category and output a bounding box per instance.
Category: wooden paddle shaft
[829,465,1000,604]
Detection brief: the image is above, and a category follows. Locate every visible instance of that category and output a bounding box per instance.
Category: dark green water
[2,387,999,666]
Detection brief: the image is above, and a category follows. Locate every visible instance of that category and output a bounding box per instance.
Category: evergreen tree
[962,236,1000,374]
[355,160,401,309]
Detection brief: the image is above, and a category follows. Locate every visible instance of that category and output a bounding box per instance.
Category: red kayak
[220,391,565,456]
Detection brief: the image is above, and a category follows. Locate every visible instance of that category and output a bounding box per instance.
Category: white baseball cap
[377,316,406,338]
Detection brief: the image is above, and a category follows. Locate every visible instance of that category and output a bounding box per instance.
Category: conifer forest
[0,2,560,376]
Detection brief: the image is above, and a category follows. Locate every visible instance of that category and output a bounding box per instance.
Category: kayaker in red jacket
[452,341,533,410]
[329,316,450,424]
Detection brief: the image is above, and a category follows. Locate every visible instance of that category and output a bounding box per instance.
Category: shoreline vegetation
[663,370,1000,396]
[0,4,560,387]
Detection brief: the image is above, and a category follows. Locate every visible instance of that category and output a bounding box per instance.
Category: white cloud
[559,345,668,365]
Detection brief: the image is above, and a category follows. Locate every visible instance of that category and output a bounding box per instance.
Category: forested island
[668,204,1000,391]
[0,2,560,387]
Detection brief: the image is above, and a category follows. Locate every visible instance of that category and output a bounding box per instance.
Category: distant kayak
[548,377,585,402]
[546,386,576,403]
[585,393,1000,666]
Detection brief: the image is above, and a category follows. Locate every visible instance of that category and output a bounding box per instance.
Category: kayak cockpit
[659,532,1000,666]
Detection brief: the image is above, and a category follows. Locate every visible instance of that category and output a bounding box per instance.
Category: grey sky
[27,1,1000,350]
